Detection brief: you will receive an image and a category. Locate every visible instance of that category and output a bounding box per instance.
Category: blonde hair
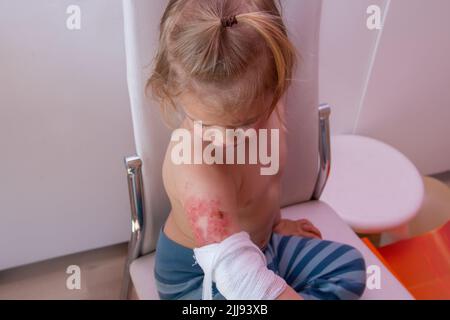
[147,0,298,126]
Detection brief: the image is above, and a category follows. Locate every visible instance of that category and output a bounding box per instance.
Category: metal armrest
[120,156,145,300]
[312,104,331,200]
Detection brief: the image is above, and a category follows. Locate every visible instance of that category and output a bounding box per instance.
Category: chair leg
[120,227,143,299]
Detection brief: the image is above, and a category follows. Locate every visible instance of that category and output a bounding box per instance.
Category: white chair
[120,0,413,300]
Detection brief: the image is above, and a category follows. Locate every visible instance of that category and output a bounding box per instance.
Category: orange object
[361,238,402,280]
[364,221,450,300]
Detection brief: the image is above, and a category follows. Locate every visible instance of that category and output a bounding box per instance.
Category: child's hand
[273,219,322,239]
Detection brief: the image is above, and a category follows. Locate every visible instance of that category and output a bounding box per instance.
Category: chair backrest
[123,0,322,255]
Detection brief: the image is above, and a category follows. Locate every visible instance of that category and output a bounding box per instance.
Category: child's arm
[176,164,241,247]
[175,164,303,300]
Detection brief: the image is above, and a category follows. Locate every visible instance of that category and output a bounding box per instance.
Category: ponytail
[237,11,297,117]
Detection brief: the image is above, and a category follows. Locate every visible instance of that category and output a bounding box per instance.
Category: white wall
[320,0,389,134]
[320,0,450,175]
[355,0,450,175]
[0,0,135,270]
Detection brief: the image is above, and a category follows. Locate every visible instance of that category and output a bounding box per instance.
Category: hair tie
[221,15,238,28]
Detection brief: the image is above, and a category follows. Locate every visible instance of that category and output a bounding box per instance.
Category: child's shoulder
[163,144,239,202]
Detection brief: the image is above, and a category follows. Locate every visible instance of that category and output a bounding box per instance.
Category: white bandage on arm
[193,232,287,300]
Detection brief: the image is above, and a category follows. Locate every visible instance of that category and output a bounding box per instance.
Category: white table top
[321,135,424,234]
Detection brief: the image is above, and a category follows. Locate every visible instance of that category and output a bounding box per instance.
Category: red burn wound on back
[185,197,231,246]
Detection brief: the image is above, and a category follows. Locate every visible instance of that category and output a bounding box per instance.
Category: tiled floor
[0,174,449,300]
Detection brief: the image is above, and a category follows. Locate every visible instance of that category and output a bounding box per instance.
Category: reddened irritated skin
[185,197,232,246]
[170,162,242,249]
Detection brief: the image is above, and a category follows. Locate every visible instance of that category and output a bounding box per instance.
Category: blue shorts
[154,228,366,300]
